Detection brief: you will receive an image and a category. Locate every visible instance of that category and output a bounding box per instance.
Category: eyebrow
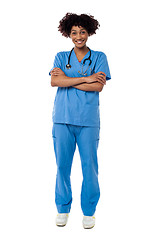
[71,28,85,32]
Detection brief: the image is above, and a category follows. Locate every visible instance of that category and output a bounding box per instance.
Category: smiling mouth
[76,40,84,44]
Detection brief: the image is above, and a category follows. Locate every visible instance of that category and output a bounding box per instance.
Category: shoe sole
[83,224,95,229]
[56,224,66,227]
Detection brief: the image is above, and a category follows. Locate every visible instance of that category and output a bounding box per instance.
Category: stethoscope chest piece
[66,64,71,69]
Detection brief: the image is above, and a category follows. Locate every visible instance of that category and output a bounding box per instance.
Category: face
[70,26,89,49]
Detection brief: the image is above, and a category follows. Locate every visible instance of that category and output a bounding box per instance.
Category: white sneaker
[56,213,69,227]
[82,215,95,229]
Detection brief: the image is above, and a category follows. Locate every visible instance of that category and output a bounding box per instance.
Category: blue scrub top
[49,49,111,127]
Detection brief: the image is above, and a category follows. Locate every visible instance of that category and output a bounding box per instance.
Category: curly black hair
[58,13,100,38]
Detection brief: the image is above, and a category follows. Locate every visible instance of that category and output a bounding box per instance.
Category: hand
[85,72,106,85]
[50,68,66,77]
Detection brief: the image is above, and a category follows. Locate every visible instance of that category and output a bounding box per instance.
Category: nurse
[49,13,111,229]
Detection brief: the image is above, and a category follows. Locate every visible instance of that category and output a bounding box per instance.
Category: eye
[72,32,76,35]
[81,31,86,34]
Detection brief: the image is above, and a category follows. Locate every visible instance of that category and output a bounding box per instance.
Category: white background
[0,0,160,239]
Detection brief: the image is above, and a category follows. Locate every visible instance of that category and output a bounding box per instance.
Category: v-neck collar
[73,48,90,65]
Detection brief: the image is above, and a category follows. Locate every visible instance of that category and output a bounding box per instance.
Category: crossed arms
[50,68,106,92]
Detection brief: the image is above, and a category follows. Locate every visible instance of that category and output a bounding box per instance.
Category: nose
[76,32,82,39]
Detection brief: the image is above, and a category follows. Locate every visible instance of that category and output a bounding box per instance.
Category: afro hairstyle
[58,13,100,38]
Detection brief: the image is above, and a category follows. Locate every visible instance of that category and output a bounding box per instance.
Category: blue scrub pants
[52,123,100,216]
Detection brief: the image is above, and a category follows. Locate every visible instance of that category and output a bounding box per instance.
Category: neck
[74,45,89,54]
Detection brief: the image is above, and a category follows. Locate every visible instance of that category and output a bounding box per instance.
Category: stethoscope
[66,47,92,76]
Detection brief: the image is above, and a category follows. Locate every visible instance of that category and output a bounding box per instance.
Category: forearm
[72,82,103,92]
[51,75,85,87]
[51,68,106,90]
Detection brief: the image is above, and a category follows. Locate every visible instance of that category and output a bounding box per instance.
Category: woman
[49,13,111,229]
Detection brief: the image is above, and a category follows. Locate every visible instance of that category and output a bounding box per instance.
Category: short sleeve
[94,52,111,80]
[49,52,62,76]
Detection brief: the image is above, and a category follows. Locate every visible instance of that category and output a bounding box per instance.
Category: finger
[52,70,60,74]
[51,72,59,76]
[51,68,59,74]
[51,70,57,74]
[53,67,60,70]
[98,78,106,85]
[96,76,104,83]
[98,71,106,77]
[97,75,106,84]
[97,79,105,85]
[98,74,106,80]
[98,73,106,80]
[95,72,106,81]
[54,69,62,73]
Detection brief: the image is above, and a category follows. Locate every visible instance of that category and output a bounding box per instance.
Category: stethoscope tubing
[66,47,92,69]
